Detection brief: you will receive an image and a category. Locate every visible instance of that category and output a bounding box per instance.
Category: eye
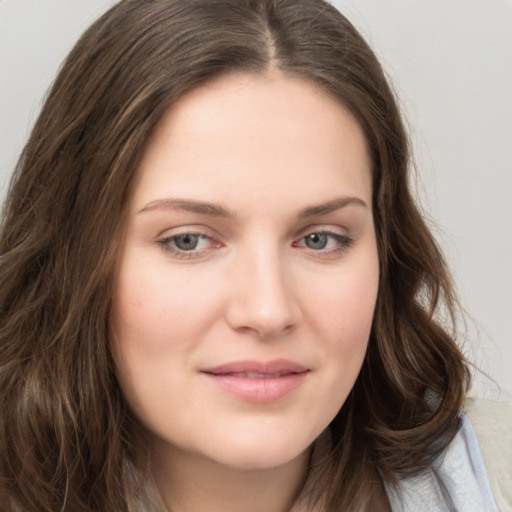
[157,231,220,258]
[293,230,354,256]
[173,233,204,251]
[304,232,331,250]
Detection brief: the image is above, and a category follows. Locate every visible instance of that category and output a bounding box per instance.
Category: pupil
[306,233,328,250]
[175,234,199,251]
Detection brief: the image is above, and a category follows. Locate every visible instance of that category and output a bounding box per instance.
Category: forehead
[131,72,372,214]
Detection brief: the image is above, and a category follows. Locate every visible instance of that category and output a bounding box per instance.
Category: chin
[202,430,314,471]
[213,449,308,472]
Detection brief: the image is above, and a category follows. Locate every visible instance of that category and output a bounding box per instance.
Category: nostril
[226,302,300,339]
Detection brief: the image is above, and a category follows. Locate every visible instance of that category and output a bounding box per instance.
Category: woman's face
[112,73,379,471]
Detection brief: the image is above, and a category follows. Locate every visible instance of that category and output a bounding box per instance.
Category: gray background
[1,0,510,397]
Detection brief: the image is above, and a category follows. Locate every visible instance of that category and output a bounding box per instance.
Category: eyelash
[157,232,218,259]
[156,230,354,260]
[292,231,355,258]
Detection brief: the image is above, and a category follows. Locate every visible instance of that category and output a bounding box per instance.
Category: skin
[112,72,380,512]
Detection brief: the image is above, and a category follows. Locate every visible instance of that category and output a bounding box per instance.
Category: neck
[150,442,310,512]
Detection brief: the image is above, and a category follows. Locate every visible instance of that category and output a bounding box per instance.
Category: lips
[219,372,290,379]
[201,359,309,403]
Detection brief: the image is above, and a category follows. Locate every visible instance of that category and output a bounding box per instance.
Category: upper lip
[201,359,309,376]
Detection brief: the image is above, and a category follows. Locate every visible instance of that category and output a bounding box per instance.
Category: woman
[0,0,509,511]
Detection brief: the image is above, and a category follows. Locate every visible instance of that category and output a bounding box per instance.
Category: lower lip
[202,372,308,403]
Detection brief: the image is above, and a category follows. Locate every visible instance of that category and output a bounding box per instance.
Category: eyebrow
[138,196,368,218]
[298,196,368,218]
[138,198,235,218]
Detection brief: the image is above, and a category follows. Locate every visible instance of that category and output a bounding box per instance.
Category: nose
[225,244,302,338]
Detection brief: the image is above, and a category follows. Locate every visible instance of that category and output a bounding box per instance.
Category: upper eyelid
[294,224,349,238]
[155,224,218,240]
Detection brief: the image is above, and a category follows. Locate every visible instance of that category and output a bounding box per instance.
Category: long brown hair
[0,0,470,510]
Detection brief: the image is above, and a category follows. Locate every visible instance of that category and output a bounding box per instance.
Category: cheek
[307,264,379,341]
[110,263,203,429]
[303,260,379,397]
[112,257,221,353]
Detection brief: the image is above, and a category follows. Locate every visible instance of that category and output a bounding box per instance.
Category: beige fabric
[465,398,512,512]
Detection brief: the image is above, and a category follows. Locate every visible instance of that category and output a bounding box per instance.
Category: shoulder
[465,398,512,512]
[386,399,510,512]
